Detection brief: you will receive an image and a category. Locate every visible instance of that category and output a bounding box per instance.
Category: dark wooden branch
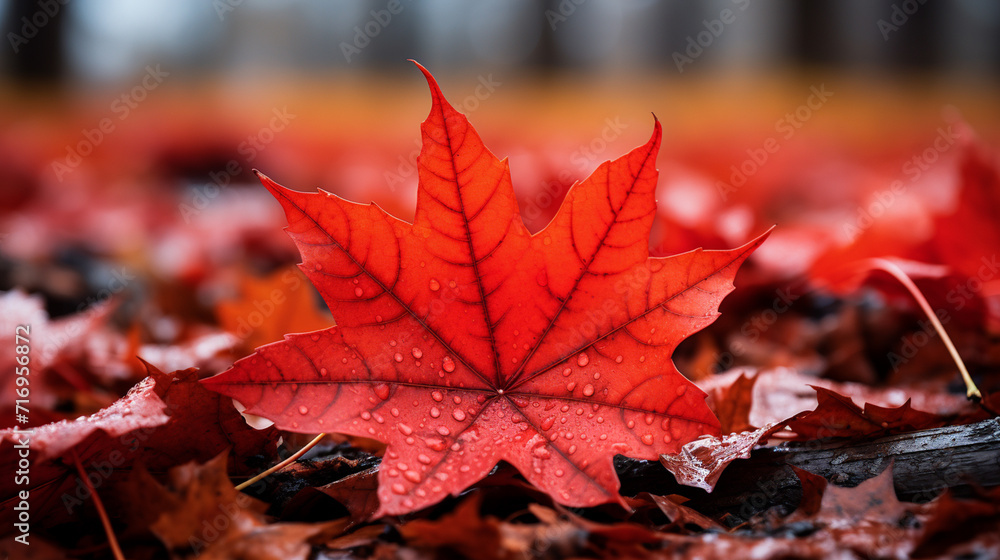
[615,418,1000,525]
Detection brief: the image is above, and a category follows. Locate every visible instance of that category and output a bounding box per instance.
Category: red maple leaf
[203,63,768,515]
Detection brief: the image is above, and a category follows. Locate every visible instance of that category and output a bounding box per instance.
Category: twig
[867,258,982,399]
[71,451,125,560]
[236,433,327,491]
[617,417,1000,525]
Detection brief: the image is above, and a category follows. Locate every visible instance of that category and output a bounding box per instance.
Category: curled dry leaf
[131,453,337,560]
[659,423,784,492]
[785,386,944,440]
[203,63,768,515]
[314,465,381,524]
[647,493,724,531]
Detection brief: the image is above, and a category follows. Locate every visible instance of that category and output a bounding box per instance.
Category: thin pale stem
[235,433,327,491]
[72,451,125,560]
[867,258,981,399]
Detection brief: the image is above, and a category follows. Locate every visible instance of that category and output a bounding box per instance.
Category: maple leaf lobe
[203,63,768,516]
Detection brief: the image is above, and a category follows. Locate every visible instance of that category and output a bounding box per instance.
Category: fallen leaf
[706,371,757,433]
[216,266,332,353]
[136,331,239,374]
[314,465,380,524]
[147,453,270,550]
[0,289,115,425]
[0,363,277,539]
[398,493,505,560]
[323,523,387,552]
[135,453,335,560]
[647,493,724,531]
[659,423,784,492]
[785,386,943,440]
[789,466,827,518]
[696,367,970,429]
[915,487,1000,557]
[813,462,907,528]
[203,63,768,515]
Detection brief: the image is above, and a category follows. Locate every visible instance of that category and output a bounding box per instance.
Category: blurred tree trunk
[2,1,67,83]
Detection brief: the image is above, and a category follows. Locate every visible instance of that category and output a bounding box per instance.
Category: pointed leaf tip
[253,170,287,198]
[411,60,458,118]
[649,117,662,150]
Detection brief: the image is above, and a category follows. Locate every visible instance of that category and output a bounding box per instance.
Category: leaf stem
[235,433,327,491]
[72,451,125,560]
[867,258,981,399]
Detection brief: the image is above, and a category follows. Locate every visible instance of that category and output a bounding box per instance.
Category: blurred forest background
[4,3,1000,558]
[2,0,1000,401]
